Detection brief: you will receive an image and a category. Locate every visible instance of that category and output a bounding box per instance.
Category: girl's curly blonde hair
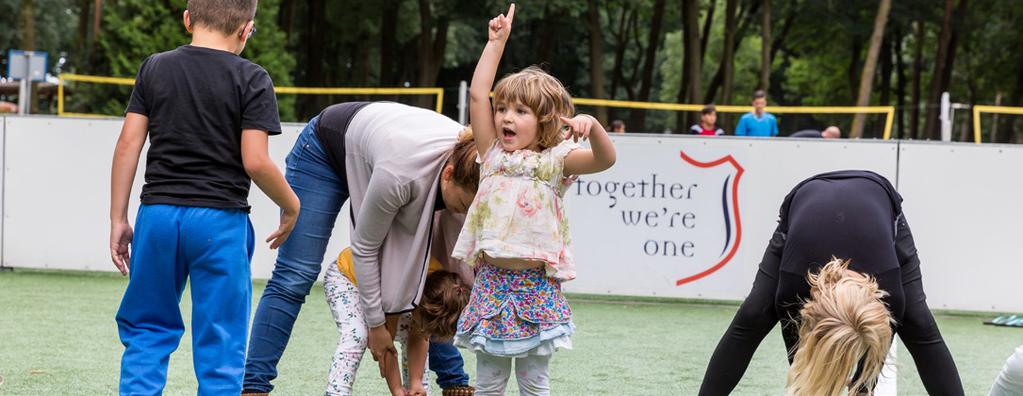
[493,66,575,150]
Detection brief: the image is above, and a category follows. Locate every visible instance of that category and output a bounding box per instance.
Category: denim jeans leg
[244,117,349,392]
[429,340,470,388]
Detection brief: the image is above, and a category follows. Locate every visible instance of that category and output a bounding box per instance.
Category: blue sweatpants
[116,204,255,396]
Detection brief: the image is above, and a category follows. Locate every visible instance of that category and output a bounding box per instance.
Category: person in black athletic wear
[699,170,964,395]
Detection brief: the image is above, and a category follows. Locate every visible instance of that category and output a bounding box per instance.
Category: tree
[607,2,637,102]
[893,25,907,139]
[297,0,327,115]
[19,0,36,50]
[923,0,957,140]
[587,0,608,124]
[627,0,666,132]
[380,0,401,86]
[699,0,716,64]
[759,0,771,90]
[850,0,891,139]
[675,0,701,133]
[75,0,294,119]
[910,20,924,139]
[703,0,758,105]
[416,0,450,89]
[719,0,738,106]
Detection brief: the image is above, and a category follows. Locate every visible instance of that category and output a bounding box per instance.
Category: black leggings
[698,176,963,395]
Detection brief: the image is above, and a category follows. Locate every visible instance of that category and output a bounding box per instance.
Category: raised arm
[469,3,516,157]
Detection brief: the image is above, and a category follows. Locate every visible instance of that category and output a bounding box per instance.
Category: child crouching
[325,248,470,396]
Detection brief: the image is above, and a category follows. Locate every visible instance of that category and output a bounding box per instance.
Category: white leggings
[474,353,551,396]
[323,264,429,396]
[990,345,1023,396]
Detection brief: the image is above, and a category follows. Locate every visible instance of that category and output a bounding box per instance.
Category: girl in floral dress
[451,4,617,395]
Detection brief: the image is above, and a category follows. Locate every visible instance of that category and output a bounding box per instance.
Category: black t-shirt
[126,45,281,210]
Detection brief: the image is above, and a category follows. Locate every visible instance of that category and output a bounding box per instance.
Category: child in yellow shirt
[325,248,469,396]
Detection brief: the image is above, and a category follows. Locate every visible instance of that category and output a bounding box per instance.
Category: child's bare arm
[406,327,430,396]
[562,115,617,175]
[382,353,405,396]
[241,130,300,249]
[109,113,148,275]
[380,316,407,396]
[470,3,516,157]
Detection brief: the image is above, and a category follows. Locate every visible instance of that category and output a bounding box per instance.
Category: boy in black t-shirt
[109,1,300,394]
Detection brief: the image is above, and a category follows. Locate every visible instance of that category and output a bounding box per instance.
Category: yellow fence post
[973,106,982,144]
[972,105,1023,144]
[57,74,64,116]
[883,108,894,140]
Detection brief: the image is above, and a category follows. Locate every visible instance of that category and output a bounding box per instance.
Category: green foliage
[61,0,294,119]
[245,0,296,121]
[1,0,79,74]
[6,0,1023,138]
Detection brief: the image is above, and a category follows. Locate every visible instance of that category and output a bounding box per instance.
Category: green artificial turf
[0,269,1017,395]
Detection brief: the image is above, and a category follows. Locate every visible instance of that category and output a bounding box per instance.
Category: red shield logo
[674,150,744,286]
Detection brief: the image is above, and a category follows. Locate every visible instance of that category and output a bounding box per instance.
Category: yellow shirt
[336,247,444,286]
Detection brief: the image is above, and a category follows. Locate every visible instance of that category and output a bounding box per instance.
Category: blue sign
[7,50,48,82]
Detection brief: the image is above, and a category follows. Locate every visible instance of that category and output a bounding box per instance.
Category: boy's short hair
[753,90,767,100]
[187,0,258,36]
[701,104,716,115]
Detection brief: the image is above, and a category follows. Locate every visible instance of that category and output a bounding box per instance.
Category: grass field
[1,269,1019,395]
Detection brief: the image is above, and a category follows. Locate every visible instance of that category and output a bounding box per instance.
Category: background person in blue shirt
[735,90,779,137]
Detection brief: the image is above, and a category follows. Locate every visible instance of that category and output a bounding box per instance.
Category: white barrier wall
[1,116,350,279]
[896,141,1023,312]
[0,116,1019,312]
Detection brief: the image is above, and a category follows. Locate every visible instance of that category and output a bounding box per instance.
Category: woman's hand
[368,325,397,376]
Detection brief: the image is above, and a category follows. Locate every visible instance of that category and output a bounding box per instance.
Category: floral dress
[452,140,579,357]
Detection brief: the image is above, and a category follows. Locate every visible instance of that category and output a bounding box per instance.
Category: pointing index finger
[507,3,516,22]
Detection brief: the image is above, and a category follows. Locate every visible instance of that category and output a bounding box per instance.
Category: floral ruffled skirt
[454,261,574,357]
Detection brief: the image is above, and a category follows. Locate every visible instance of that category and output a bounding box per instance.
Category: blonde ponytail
[786,258,894,396]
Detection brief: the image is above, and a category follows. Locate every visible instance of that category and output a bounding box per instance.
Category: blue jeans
[117,204,254,396]
[244,116,350,392]
[430,340,470,388]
